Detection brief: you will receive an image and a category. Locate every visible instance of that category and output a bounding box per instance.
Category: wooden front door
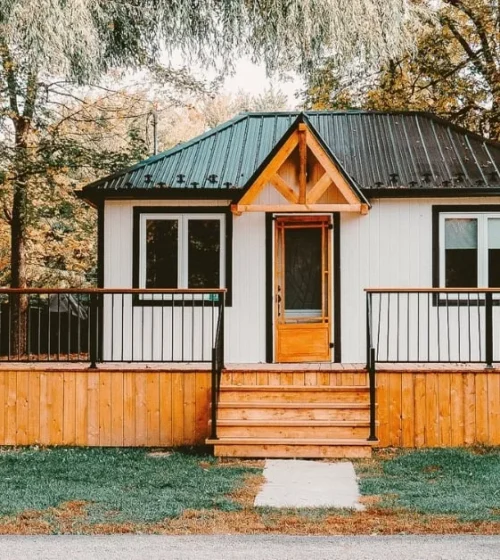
[275,215,331,362]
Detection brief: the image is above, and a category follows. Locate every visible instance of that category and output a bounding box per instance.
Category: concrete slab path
[254,459,364,509]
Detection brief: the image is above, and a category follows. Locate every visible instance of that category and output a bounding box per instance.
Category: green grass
[358,447,500,521]
[0,448,256,524]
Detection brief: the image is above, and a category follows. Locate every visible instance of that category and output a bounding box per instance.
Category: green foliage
[0,448,256,524]
[359,448,500,521]
[303,0,500,139]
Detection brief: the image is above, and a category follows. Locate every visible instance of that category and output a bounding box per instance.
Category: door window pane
[188,219,220,288]
[145,219,178,288]
[284,227,322,313]
[444,218,477,287]
[489,218,500,287]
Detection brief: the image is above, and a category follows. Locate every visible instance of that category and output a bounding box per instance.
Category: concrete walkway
[254,459,364,509]
[0,536,498,560]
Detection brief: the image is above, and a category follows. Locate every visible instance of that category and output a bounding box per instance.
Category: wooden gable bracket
[231,122,369,216]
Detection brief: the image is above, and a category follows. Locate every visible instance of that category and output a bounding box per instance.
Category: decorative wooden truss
[231,123,369,215]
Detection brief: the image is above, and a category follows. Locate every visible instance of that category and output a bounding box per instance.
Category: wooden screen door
[275,215,332,362]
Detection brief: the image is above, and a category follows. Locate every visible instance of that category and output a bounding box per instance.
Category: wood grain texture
[377,370,500,447]
[0,369,210,447]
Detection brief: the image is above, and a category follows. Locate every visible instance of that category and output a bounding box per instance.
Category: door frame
[265,212,342,363]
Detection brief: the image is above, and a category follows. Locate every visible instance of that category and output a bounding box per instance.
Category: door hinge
[329,342,334,348]
[328,224,333,230]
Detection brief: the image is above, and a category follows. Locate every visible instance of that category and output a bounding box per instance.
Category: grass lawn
[357,447,500,522]
[0,447,259,532]
[0,446,499,535]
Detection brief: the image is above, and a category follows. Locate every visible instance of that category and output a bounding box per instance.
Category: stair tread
[214,419,371,427]
[220,385,369,391]
[207,437,377,446]
[218,402,370,409]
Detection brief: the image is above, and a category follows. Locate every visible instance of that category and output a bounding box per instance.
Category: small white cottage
[75,111,500,457]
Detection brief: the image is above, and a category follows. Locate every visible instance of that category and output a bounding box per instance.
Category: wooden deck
[0,363,498,452]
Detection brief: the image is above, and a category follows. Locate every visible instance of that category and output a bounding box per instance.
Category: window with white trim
[139,213,226,291]
[439,213,500,288]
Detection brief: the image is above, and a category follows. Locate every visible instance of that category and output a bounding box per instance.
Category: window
[138,213,226,293]
[439,212,500,288]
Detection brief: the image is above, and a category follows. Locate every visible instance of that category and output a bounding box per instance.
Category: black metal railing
[365,288,500,441]
[0,288,226,367]
[210,292,225,440]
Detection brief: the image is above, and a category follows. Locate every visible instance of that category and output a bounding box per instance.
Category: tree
[302,1,500,140]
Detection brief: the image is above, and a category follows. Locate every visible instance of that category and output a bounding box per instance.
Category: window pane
[444,218,477,287]
[145,220,178,288]
[188,220,220,288]
[488,219,500,287]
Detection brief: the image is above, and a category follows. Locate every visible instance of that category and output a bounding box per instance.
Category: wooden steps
[207,382,375,458]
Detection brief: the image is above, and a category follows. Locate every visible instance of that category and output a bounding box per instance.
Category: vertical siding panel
[425,373,439,447]
[376,373,390,446]
[438,373,451,446]
[134,373,148,446]
[171,373,184,445]
[62,371,76,445]
[183,373,196,444]
[305,371,317,386]
[16,371,29,446]
[159,373,173,446]
[146,373,160,446]
[195,372,209,443]
[49,373,64,445]
[28,371,40,444]
[110,372,124,446]
[488,373,500,445]
[414,373,426,447]
[450,373,465,446]
[39,372,49,445]
[5,372,17,445]
[87,371,100,446]
[463,373,476,445]
[74,372,88,446]
[123,372,136,446]
[401,373,414,447]
[292,372,304,386]
[99,371,112,446]
[0,372,5,443]
[475,373,489,444]
[388,373,402,446]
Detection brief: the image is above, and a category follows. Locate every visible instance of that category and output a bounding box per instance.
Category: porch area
[0,287,499,457]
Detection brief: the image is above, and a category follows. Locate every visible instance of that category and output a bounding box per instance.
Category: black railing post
[368,346,377,441]
[89,292,98,369]
[485,291,493,368]
[366,292,371,369]
[220,291,225,370]
[210,346,218,440]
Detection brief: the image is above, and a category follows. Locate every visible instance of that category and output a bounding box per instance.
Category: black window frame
[133,206,233,306]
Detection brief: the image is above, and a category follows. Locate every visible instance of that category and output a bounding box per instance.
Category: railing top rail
[0,288,228,295]
[365,288,500,294]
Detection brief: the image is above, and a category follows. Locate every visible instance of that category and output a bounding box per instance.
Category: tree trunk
[10,161,28,357]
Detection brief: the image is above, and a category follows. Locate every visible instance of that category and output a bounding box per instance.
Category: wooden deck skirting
[0,365,498,449]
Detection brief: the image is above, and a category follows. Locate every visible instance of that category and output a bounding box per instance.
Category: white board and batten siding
[103,199,267,363]
[104,195,500,365]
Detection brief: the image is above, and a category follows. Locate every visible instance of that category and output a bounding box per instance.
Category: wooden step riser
[217,425,369,439]
[217,408,370,421]
[219,391,369,403]
[214,444,372,459]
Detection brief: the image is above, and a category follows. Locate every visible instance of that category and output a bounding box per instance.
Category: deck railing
[365,288,500,441]
[0,288,226,367]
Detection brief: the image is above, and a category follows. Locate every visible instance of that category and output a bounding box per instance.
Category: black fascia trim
[364,188,500,199]
[97,200,105,288]
[132,206,232,307]
[432,204,500,306]
[79,187,238,206]
[333,212,341,363]
[265,213,274,363]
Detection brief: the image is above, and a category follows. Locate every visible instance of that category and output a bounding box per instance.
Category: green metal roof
[81,111,500,198]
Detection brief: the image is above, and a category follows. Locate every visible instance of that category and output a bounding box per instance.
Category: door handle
[277,286,282,317]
